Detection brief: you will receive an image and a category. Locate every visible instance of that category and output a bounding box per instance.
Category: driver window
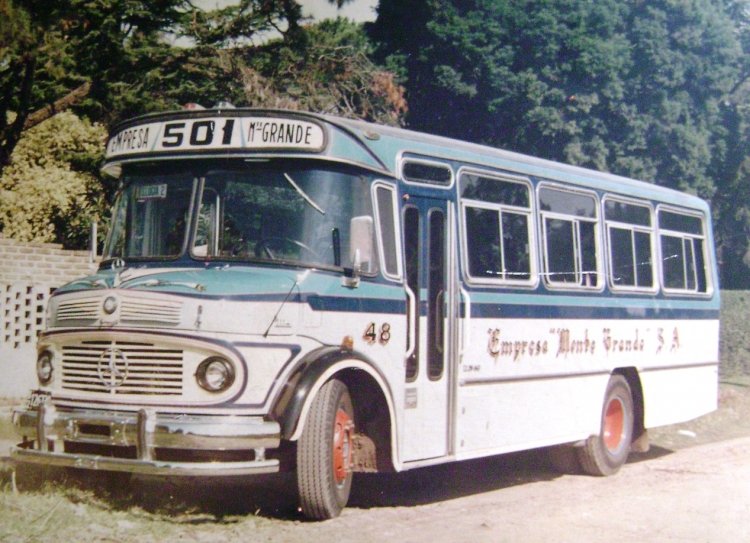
[194,168,376,270]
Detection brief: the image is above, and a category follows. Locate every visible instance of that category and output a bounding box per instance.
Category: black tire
[296,379,355,520]
[578,375,634,476]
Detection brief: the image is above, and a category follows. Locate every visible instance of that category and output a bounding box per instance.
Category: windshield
[104,162,379,272]
[105,172,195,259]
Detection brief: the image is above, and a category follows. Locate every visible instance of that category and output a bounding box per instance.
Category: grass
[0,481,211,543]
[0,469,294,542]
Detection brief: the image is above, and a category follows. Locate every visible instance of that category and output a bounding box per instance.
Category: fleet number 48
[364,322,391,345]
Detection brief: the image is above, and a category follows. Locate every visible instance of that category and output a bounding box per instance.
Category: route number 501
[161,120,235,148]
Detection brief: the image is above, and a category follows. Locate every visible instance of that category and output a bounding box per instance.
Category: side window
[604,199,654,291]
[460,172,534,284]
[403,206,420,382]
[402,159,453,187]
[658,209,708,293]
[374,183,401,280]
[539,186,600,288]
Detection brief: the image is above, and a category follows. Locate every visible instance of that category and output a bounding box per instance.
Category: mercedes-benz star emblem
[97,347,129,389]
[102,296,118,315]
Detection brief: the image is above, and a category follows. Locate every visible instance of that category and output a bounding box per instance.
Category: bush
[0,112,107,248]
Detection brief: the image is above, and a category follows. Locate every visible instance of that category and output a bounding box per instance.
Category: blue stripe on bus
[301,293,718,320]
[465,290,719,310]
[304,294,406,314]
[467,302,718,320]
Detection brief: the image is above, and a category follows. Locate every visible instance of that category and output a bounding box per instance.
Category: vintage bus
[11,108,719,519]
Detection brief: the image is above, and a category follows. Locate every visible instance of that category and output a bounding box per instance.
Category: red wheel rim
[603,397,625,452]
[333,408,354,485]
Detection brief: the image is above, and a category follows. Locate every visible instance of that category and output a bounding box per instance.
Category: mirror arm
[342,249,361,288]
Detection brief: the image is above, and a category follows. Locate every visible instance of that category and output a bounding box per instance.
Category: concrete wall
[0,236,96,398]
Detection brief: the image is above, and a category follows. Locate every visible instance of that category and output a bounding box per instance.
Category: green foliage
[137,16,407,125]
[0,111,107,247]
[0,0,191,170]
[105,12,406,124]
[369,0,750,286]
[187,0,304,47]
[3,0,749,285]
[240,18,406,124]
[370,0,740,187]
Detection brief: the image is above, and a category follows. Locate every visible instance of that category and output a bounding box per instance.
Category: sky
[195,0,379,23]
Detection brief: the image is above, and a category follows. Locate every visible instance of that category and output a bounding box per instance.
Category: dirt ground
[1,380,749,542]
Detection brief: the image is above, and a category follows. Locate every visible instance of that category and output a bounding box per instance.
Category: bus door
[401,195,455,462]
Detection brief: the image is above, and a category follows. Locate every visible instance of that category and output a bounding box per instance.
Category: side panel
[454,314,719,457]
[457,374,606,457]
[640,367,719,428]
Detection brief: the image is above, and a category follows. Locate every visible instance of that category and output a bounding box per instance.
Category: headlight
[195,357,235,392]
[37,351,54,385]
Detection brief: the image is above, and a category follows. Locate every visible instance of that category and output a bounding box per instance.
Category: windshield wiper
[283,173,326,215]
[68,278,110,289]
[121,278,205,291]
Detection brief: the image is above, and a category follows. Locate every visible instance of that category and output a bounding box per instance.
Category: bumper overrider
[11,403,281,476]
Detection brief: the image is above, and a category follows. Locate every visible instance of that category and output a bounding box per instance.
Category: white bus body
[12,109,719,518]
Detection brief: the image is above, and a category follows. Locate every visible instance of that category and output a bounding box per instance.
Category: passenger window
[374,184,401,279]
[539,187,600,288]
[604,199,654,290]
[460,173,533,283]
[658,209,708,293]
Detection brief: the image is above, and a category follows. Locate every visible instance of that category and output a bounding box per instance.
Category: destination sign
[105,116,326,159]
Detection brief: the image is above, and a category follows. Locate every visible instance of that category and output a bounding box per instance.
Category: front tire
[296,379,355,519]
[578,374,634,476]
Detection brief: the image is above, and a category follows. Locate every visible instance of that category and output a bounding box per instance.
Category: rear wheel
[578,375,634,476]
[296,379,355,519]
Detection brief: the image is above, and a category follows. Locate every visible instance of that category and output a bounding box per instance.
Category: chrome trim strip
[11,447,279,477]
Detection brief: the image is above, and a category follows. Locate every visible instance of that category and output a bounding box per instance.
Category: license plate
[27,390,51,411]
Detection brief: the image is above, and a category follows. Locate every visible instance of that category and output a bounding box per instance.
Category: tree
[0,0,190,176]
[187,0,306,47]
[78,3,406,125]
[241,18,406,125]
[168,14,407,124]
[369,0,749,284]
[709,1,750,287]
[370,0,741,187]
[1,0,404,249]
[0,111,107,247]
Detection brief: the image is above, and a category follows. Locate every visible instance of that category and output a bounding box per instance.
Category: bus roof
[103,108,709,212]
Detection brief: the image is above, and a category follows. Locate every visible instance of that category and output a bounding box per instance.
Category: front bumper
[11,403,281,476]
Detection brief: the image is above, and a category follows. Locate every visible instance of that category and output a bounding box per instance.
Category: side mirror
[345,216,374,287]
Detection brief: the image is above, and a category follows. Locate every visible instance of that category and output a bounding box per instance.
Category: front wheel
[296,379,355,519]
[578,375,634,476]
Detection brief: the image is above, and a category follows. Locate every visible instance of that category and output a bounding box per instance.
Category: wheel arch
[612,366,646,449]
[271,346,397,472]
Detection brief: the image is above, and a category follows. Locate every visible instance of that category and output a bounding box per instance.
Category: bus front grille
[56,297,101,324]
[120,298,182,326]
[54,295,183,327]
[60,340,184,396]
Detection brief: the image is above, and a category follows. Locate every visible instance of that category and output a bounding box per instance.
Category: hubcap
[603,397,625,452]
[333,408,354,485]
